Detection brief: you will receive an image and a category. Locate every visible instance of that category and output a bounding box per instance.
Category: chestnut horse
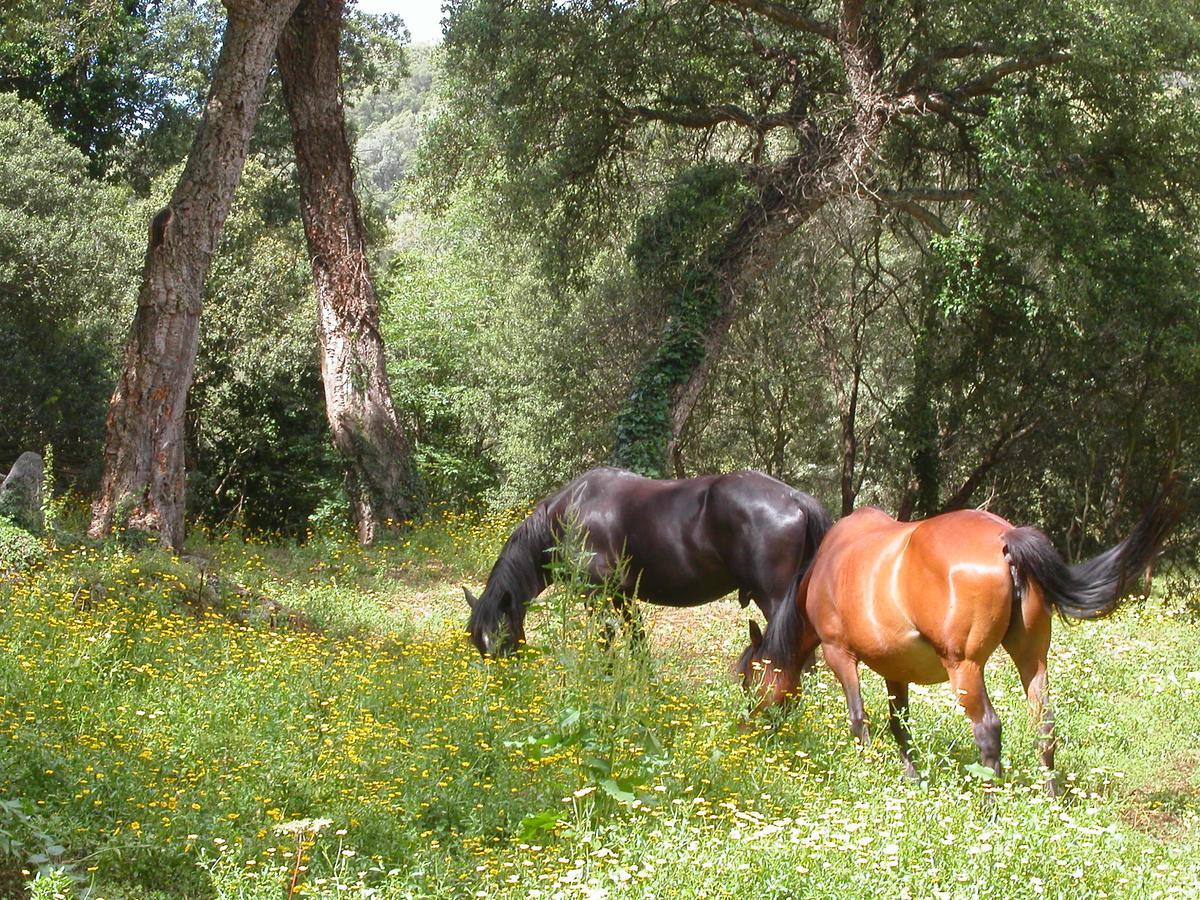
[465,467,831,657]
[737,486,1181,787]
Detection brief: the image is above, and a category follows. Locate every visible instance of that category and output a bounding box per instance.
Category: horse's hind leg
[1002,605,1057,794]
[824,645,870,745]
[885,679,919,780]
[947,660,1003,779]
[1015,656,1057,794]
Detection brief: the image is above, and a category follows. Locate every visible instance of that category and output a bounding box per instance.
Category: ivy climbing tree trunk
[607,0,1068,477]
[88,0,301,550]
[611,177,822,475]
[612,3,888,475]
[277,0,417,544]
[897,307,941,521]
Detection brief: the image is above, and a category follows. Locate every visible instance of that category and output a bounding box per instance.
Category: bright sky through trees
[356,0,443,44]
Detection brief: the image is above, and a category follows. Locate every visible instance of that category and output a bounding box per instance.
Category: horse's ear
[748,619,763,649]
[463,587,477,609]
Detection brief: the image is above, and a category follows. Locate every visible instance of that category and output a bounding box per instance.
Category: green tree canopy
[0,92,144,479]
[429,0,1200,495]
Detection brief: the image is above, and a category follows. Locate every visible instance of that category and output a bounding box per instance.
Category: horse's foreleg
[885,679,919,781]
[611,594,648,651]
[947,660,1002,779]
[824,645,870,745]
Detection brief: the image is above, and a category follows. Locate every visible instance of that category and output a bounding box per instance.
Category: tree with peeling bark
[278,0,417,544]
[432,0,1199,477]
[89,0,302,550]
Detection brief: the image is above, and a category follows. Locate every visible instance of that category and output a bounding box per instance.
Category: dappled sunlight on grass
[1,515,1199,897]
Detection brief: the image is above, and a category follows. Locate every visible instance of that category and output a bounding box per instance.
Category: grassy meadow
[2,509,1199,898]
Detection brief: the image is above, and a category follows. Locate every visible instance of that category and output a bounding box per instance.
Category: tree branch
[877,187,978,204]
[953,49,1071,99]
[894,42,1002,93]
[878,198,950,235]
[857,188,977,235]
[941,420,1038,511]
[716,0,837,42]
[620,102,796,131]
[889,47,1071,116]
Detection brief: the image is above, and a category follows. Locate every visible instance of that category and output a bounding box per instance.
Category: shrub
[0,516,43,573]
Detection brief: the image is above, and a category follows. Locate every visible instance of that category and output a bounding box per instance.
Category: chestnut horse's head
[734,611,817,711]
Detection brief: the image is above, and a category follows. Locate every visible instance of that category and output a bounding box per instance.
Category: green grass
[1,512,1199,898]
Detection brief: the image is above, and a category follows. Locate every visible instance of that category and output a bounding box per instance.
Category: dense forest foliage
[2,0,1198,554]
[4,4,1200,898]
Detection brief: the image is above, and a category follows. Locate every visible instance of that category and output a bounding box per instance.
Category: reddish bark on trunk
[277,0,417,544]
[89,0,302,550]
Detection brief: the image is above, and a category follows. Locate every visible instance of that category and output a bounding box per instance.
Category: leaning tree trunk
[611,176,821,476]
[89,0,301,550]
[611,5,897,477]
[611,145,863,476]
[277,0,417,544]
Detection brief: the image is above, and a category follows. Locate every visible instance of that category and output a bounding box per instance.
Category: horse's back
[707,470,833,548]
[548,468,719,599]
[548,467,821,607]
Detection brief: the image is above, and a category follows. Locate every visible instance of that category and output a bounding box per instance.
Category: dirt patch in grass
[1121,750,1200,840]
[639,598,751,678]
[400,581,757,681]
[0,865,25,900]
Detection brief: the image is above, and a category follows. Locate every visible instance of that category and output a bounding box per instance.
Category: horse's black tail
[754,492,832,668]
[796,492,834,582]
[1003,479,1185,620]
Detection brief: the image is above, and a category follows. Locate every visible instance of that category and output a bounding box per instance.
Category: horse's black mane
[469,503,556,631]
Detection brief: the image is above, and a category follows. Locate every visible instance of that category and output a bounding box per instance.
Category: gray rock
[0,452,44,532]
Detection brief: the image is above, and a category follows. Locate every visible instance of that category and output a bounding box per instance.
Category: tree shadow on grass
[1121,751,1200,840]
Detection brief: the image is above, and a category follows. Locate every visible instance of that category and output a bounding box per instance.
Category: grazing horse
[464,467,832,657]
[737,485,1182,787]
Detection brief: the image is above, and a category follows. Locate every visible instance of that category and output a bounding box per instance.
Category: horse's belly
[633,575,733,607]
[858,634,948,685]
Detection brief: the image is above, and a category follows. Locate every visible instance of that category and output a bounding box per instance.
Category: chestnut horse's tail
[1002,479,1184,620]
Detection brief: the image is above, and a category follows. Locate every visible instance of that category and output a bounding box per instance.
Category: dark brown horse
[737,485,1182,788]
[465,467,832,657]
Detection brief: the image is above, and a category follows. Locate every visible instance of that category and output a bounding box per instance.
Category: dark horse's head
[463,584,526,658]
[464,507,553,657]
